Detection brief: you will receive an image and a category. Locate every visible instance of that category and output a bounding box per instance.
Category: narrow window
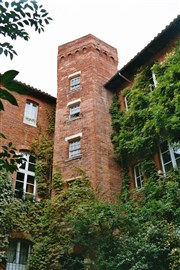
[69,139,81,159]
[160,141,180,174]
[15,153,36,199]
[124,95,129,111]
[134,164,144,189]
[70,76,81,90]
[69,103,80,119]
[150,72,158,91]
[6,239,31,270]
[23,100,38,126]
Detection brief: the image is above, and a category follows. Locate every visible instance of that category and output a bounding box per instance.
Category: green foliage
[31,134,54,198]
[0,0,52,59]
[0,139,26,173]
[110,42,180,183]
[111,43,180,157]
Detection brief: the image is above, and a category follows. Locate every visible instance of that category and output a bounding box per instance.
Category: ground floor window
[6,239,31,270]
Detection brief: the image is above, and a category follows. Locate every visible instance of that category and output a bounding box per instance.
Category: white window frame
[152,72,158,88]
[23,100,38,126]
[150,72,158,91]
[68,71,81,91]
[6,239,31,270]
[160,141,180,175]
[65,133,82,159]
[134,164,144,189]
[67,99,81,119]
[124,95,129,111]
[15,153,36,199]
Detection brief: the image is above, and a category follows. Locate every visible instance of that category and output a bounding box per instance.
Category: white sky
[1,0,180,97]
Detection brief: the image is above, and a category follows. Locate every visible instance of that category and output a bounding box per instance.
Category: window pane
[16,172,25,182]
[70,77,80,90]
[7,240,17,263]
[28,163,35,172]
[29,155,36,163]
[19,241,29,265]
[27,175,35,185]
[173,143,180,167]
[26,184,34,194]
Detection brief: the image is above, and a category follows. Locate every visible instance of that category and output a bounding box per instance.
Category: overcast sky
[1,0,180,97]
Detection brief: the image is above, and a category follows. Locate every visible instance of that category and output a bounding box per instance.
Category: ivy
[110,42,180,177]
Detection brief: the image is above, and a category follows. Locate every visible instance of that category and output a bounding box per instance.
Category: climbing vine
[110,41,180,182]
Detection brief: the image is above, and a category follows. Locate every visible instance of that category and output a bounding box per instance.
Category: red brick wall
[1,92,55,150]
[54,34,122,199]
[0,91,56,188]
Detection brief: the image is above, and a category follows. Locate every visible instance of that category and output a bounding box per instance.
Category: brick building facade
[53,34,122,198]
[0,15,179,270]
[1,83,56,197]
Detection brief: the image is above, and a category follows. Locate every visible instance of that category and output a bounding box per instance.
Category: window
[23,100,38,126]
[150,72,158,91]
[69,103,80,119]
[134,164,144,189]
[67,99,81,119]
[15,153,36,199]
[68,71,81,91]
[70,76,80,90]
[124,95,129,111]
[69,140,81,158]
[65,133,82,159]
[160,141,180,174]
[6,239,31,270]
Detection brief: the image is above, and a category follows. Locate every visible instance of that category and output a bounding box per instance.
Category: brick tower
[53,34,122,198]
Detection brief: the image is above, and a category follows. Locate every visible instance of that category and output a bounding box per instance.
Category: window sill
[23,122,37,127]
[67,116,81,122]
[69,86,82,93]
[64,154,82,162]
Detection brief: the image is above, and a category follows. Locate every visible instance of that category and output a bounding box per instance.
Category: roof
[105,15,180,91]
[16,80,56,103]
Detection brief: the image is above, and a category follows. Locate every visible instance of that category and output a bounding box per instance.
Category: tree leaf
[1,70,19,84]
[4,81,30,94]
[0,88,18,106]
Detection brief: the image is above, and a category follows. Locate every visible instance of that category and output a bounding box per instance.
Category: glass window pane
[19,241,29,265]
[28,163,35,172]
[16,172,25,182]
[7,240,17,263]
[162,150,172,164]
[29,155,36,163]
[27,175,35,184]
[26,184,34,194]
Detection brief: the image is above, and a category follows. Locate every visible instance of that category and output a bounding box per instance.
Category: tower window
[69,139,81,159]
[69,103,80,119]
[67,99,81,120]
[23,100,38,126]
[68,71,81,91]
[70,76,80,90]
[65,133,82,160]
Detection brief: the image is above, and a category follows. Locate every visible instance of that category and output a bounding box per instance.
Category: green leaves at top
[0,0,52,59]
[0,70,29,110]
